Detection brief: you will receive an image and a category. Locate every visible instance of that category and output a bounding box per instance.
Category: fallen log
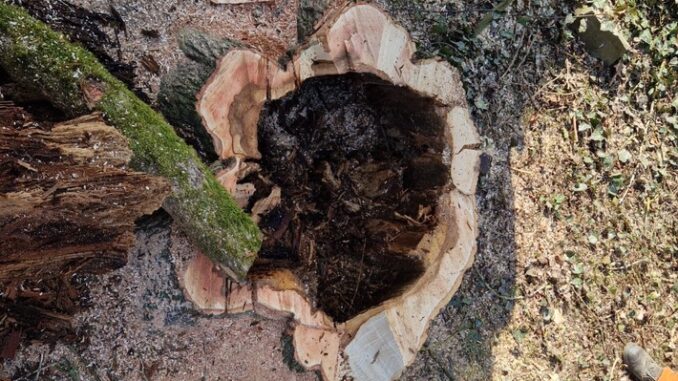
[0,3,262,280]
[165,3,480,381]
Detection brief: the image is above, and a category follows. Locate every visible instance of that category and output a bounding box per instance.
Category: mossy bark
[0,3,261,280]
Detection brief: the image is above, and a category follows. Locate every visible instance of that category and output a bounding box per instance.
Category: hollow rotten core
[243,73,451,322]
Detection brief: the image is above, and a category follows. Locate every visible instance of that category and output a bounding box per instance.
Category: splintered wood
[0,105,169,347]
[0,109,170,280]
[183,4,480,381]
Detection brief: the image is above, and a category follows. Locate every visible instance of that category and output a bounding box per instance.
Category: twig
[572,114,578,144]
[349,238,368,309]
[425,348,455,381]
[34,353,44,381]
[607,358,619,381]
[499,28,527,80]
[510,166,535,175]
[14,362,58,381]
[619,165,638,205]
[531,72,566,101]
[611,258,649,272]
[512,32,535,74]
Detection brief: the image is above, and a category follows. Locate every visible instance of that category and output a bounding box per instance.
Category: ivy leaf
[474,96,489,111]
[638,29,653,45]
[608,175,625,195]
[591,0,607,9]
[553,194,566,204]
[571,277,584,289]
[512,328,527,342]
[572,263,585,275]
[590,128,605,142]
[618,149,632,163]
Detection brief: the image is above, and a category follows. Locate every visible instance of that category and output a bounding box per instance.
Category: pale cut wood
[253,270,333,328]
[226,282,253,314]
[185,3,481,380]
[215,157,243,194]
[181,253,227,315]
[451,149,482,195]
[197,50,295,160]
[293,325,341,381]
[448,106,481,154]
[171,230,227,315]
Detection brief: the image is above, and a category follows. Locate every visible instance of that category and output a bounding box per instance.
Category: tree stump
[168,4,480,380]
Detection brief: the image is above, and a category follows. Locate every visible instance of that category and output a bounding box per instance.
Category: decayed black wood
[9,0,136,87]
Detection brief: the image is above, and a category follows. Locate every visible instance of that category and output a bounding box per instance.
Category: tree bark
[0,3,262,280]
[158,30,241,162]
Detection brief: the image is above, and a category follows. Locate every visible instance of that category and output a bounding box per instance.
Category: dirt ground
[2,0,676,380]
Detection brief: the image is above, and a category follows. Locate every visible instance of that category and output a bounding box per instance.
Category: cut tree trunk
[0,107,169,279]
[168,3,480,381]
[0,3,262,280]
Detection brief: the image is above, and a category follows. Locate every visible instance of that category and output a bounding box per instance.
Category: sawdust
[5,213,318,381]
[67,0,298,101]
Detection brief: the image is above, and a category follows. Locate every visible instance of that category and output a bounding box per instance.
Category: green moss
[0,3,261,278]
